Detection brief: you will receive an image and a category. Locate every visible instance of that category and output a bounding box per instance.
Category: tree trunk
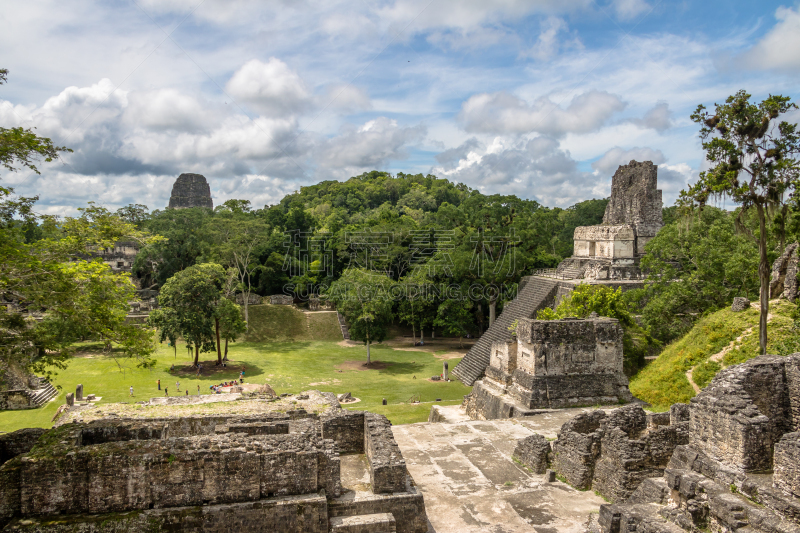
[366,340,371,365]
[224,338,228,361]
[489,298,497,328]
[215,318,222,365]
[411,322,416,346]
[194,344,199,366]
[757,203,769,355]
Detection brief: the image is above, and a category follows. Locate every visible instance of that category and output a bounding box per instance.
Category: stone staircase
[330,512,396,532]
[337,312,350,340]
[25,381,58,407]
[452,276,560,386]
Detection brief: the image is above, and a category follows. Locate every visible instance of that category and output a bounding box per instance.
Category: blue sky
[1,0,798,214]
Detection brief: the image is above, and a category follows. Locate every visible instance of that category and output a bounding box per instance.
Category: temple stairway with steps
[451,276,560,386]
[25,381,58,407]
[337,312,350,340]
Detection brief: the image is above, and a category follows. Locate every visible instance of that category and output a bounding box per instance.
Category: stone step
[329,513,396,533]
[452,276,560,386]
[27,382,58,407]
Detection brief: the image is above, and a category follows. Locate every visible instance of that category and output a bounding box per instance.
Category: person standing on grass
[129,385,133,397]
[165,387,168,397]
[176,381,180,392]
[157,379,161,390]
[197,385,200,396]
[185,390,188,396]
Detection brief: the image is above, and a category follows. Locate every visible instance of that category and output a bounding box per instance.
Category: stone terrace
[394,405,617,533]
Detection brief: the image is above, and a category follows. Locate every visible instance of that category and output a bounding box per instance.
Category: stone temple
[464,314,634,419]
[168,173,214,209]
[452,160,663,387]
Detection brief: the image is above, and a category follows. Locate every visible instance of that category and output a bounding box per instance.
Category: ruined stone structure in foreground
[464,315,634,419]
[0,392,427,532]
[453,160,662,386]
[568,353,800,533]
[168,172,214,209]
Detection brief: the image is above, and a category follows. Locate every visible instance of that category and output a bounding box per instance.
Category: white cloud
[521,17,583,61]
[628,102,673,132]
[317,84,372,113]
[123,89,217,133]
[611,0,651,21]
[459,90,626,136]
[318,117,426,171]
[431,136,600,206]
[225,58,311,117]
[592,146,666,175]
[740,6,800,72]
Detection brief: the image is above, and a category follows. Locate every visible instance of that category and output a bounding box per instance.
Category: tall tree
[683,91,800,354]
[327,269,394,364]
[152,263,224,366]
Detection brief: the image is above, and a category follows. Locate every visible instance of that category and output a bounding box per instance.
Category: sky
[1,0,799,214]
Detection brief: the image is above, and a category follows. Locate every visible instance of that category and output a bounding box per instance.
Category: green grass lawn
[0,337,469,433]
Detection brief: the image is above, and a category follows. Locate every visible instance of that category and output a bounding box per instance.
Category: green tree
[327,269,394,364]
[537,284,656,373]
[217,297,247,360]
[634,207,760,343]
[152,263,224,366]
[434,296,474,348]
[683,91,800,354]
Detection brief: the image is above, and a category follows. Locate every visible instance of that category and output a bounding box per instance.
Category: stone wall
[512,434,551,474]
[364,413,407,494]
[550,405,689,501]
[0,391,33,410]
[516,316,625,376]
[573,225,636,260]
[5,494,329,533]
[322,410,365,454]
[0,428,46,466]
[689,355,797,473]
[597,354,800,533]
[14,430,341,517]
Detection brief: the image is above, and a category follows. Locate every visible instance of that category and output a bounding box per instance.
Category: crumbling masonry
[464,314,634,419]
[590,353,800,533]
[0,394,427,533]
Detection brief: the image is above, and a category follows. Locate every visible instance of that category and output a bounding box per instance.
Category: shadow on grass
[236,341,314,353]
[379,361,427,376]
[165,360,267,380]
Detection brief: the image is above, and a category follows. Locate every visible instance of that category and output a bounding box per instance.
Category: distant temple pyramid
[452,160,663,386]
[168,173,214,209]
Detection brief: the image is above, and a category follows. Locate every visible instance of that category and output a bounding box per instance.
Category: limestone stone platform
[393,405,613,533]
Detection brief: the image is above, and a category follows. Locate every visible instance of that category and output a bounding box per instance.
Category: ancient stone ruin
[0,392,428,532]
[583,353,800,533]
[168,173,214,209]
[464,315,634,419]
[453,160,663,386]
[771,242,799,301]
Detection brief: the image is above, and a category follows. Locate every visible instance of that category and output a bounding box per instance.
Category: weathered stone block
[323,410,365,454]
[364,414,406,494]
[731,297,751,312]
[552,411,605,489]
[512,433,550,474]
[774,432,800,498]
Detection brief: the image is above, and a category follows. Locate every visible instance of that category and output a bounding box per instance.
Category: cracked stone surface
[393,406,610,533]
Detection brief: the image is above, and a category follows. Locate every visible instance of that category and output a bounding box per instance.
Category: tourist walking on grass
[176,381,180,392]
[129,386,133,397]
[164,388,168,397]
[197,385,200,395]
[157,379,160,390]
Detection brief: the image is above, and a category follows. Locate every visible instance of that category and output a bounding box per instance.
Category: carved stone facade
[597,353,800,533]
[464,316,634,419]
[0,394,428,533]
[168,173,214,209]
[570,160,663,280]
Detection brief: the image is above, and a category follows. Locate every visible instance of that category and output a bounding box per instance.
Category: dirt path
[684,304,773,393]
